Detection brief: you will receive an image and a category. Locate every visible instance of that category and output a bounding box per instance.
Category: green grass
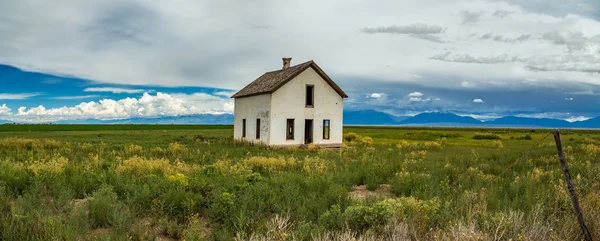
[0,124,232,132]
[0,125,598,240]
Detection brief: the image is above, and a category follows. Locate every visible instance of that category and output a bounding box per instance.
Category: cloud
[461,11,482,24]
[516,112,592,122]
[480,33,531,43]
[0,104,11,116]
[461,81,475,88]
[430,52,525,64]
[408,92,423,97]
[565,97,574,101]
[526,65,600,73]
[492,10,514,18]
[83,87,153,94]
[406,92,434,102]
[542,31,595,51]
[565,116,590,122]
[360,23,445,43]
[0,93,42,100]
[567,90,598,95]
[369,93,384,98]
[0,0,599,95]
[213,91,236,97]
[3,92,232,123]
[51,95,101,100]
[361,23,443,35]
[472,98,485,103]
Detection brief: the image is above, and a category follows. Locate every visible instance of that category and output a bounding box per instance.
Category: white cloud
[568,90,597,95]
[565,116,590,122]
[0,93,42,100]
[472,98,485,103]
[409,97,423,102]
[459,113,503,121]
[460,81,475,88]
[3,92,232,123]
[369,93,384,98]
[361,23,444,35]
[213,91,236,97]
[408,92,423,97]
[565,97,574,100]
[0,104,11,116]
[83,87,153,94]
[51,95,101,100]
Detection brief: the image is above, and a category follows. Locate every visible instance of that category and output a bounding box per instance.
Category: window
[323,119,330,140]
[305,85,314,107]
[286,119,294,140]
[256,119,261,139]
[242,119,246,138]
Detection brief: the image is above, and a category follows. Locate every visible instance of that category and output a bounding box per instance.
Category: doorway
[304,119,313,144]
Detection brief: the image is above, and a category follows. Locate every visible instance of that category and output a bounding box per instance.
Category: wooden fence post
[553,130,593,241]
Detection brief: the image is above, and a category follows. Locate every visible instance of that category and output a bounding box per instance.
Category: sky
[0,0,599,123]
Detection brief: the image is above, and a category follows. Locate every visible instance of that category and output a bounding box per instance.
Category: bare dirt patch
[348,184,392,201]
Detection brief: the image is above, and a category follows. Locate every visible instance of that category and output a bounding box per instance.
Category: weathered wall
[269,67,344,146]
[233,94,271,144]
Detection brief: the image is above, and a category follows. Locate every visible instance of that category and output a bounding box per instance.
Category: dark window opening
[306,85,314,107]
[323,119,330,140]
[256,119,261,139]
[242,119,246,138]
[304,119,313,144]
[286,119,294,140]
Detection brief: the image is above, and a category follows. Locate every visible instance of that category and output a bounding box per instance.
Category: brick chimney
[282,58,292,70]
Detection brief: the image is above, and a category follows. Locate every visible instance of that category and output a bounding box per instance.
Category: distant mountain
[4,110,600,128]
[572,117,600,128]
[343,110,406,125]
[55,114,234,124]
[399,112,482,126]
[488,116,572,128]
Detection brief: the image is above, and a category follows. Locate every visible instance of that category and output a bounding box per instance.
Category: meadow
[0,125,598,240]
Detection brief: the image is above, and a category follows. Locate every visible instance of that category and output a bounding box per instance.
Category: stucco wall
[269,67,344,146]
[233,94,271,144]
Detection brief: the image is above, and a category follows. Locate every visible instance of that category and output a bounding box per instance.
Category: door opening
[304,119,313,144]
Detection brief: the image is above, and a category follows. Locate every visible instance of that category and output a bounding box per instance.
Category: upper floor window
[305,85,314,107]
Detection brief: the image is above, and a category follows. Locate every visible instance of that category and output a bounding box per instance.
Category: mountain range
[3,111,600,128]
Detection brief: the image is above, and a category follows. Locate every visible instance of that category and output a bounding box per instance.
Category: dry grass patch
[348,184,392,201]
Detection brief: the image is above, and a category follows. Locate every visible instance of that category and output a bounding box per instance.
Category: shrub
[473,133,501,140]
[243,156,295,174]
[210,192,236,224]
[343,132,360,142]
[492,140,503,149]
[516,134,532,140]
[28,154,69,177]
[88,185,131,230]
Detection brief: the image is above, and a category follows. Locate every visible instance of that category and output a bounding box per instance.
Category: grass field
[0,125,598,240]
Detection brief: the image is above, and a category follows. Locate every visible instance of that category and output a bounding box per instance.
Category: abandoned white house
[231,58,348,147]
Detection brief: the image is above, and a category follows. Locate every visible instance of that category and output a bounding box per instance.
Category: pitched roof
[231,60,348,98]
